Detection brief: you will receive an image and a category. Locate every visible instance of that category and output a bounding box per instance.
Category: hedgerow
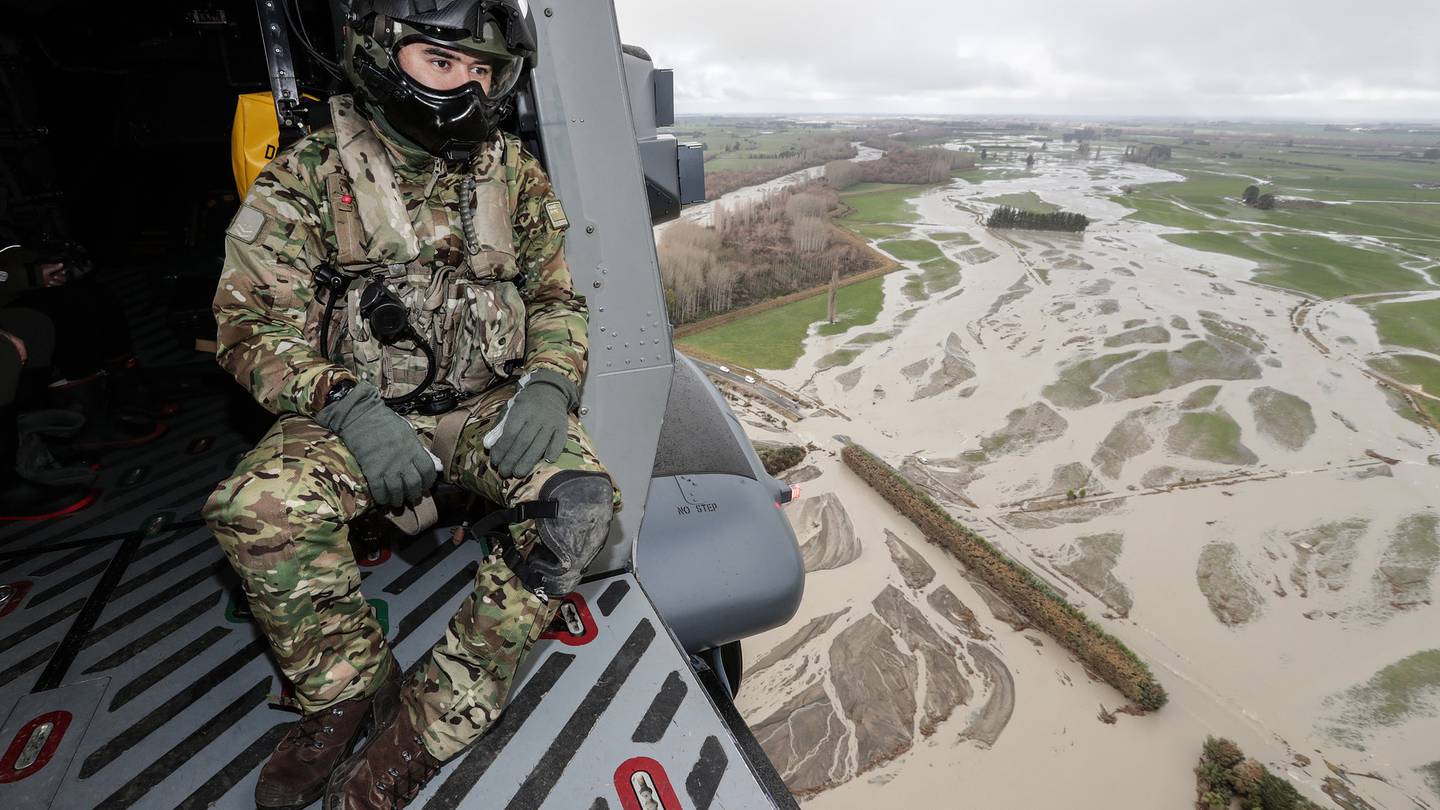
[841,443,1167,710]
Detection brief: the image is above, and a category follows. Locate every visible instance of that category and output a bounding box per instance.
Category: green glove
[317,382,438,508]
[484,372,575,480]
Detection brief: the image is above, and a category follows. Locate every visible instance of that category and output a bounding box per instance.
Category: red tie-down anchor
[0,582,33,619]
[614,757,680,810]
[539,593,597,646]
[356,546,391,567]
[0,711,71,784]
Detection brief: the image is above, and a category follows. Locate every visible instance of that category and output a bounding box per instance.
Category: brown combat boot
[256,658,402,810]
[324,700,441,810]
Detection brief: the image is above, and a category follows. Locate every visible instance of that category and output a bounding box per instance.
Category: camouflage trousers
[203,381,616,761]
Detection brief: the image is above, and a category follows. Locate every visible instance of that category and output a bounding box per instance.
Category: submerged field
[840,182,937,223]
[1161,231,1434,298]
[690,122,1440,809]
[1364,295,1440,354]
[676,276,886,369]
[978,191,1060,214]
[1117,136,1440,278]
[1117,133,1440,424]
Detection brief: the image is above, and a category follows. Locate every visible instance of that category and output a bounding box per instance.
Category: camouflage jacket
[215,95,586,416]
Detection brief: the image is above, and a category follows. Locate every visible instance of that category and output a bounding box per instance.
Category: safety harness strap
[470,499,559,536]
[431,394,485,472]
[492,500,562,602]
[325,174,366,268]
[381,395,478,535]
[384,388,538,535]
[328,94,422,267]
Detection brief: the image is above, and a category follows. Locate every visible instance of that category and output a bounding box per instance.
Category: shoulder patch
[227,205,267,244]
[544,199,570,231]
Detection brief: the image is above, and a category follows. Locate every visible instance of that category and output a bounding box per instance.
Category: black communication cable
[384,331,438,409]
[318,281,440,411]
[316,266,351,361]
[283,0,347,82]
[318,288,342,360]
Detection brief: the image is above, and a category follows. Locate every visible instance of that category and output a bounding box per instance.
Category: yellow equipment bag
[231,92,281,196]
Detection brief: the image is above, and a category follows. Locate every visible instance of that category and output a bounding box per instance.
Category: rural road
[686,355,806,415]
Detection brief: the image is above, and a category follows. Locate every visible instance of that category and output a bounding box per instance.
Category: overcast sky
[609,0,1440,120]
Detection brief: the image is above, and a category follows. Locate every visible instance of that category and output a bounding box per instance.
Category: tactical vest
[312,95,527,401]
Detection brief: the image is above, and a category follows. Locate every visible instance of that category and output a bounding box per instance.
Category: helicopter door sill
[413,573,790,809]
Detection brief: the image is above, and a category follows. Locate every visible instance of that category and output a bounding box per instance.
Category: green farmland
[1118,127,1440,423]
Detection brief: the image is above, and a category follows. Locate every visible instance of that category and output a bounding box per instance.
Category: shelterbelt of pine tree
[985,205,1090,232]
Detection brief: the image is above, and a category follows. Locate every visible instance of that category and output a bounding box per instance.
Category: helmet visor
[393,20,524,99]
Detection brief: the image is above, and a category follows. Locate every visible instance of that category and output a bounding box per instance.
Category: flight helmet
[344,0,535,161]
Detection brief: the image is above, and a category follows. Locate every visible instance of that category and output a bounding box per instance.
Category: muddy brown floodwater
[719,139,1440,808]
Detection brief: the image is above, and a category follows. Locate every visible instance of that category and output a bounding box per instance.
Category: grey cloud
[612,0,1440,118]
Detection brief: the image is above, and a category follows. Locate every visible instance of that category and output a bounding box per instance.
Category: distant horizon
[670,112,1440,127]
[613,0,1440,127]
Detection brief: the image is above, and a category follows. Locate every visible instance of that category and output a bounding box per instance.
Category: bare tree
[785,192,830,223]
[661,219,720,253]
[790,216,832,254]
[826,159,864,190]
[701,261,736,315]
[660,178,875,324]
[660,246,705,322]
[861,147,973,184]
[658,220,721,323]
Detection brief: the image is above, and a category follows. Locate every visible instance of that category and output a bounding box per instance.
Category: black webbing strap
[466,499,559,538]
[464,499,560,600]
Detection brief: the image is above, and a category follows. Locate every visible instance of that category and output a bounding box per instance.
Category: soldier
[202,2,617,808]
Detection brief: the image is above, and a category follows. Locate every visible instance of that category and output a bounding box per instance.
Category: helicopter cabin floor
[0,267,787,809]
